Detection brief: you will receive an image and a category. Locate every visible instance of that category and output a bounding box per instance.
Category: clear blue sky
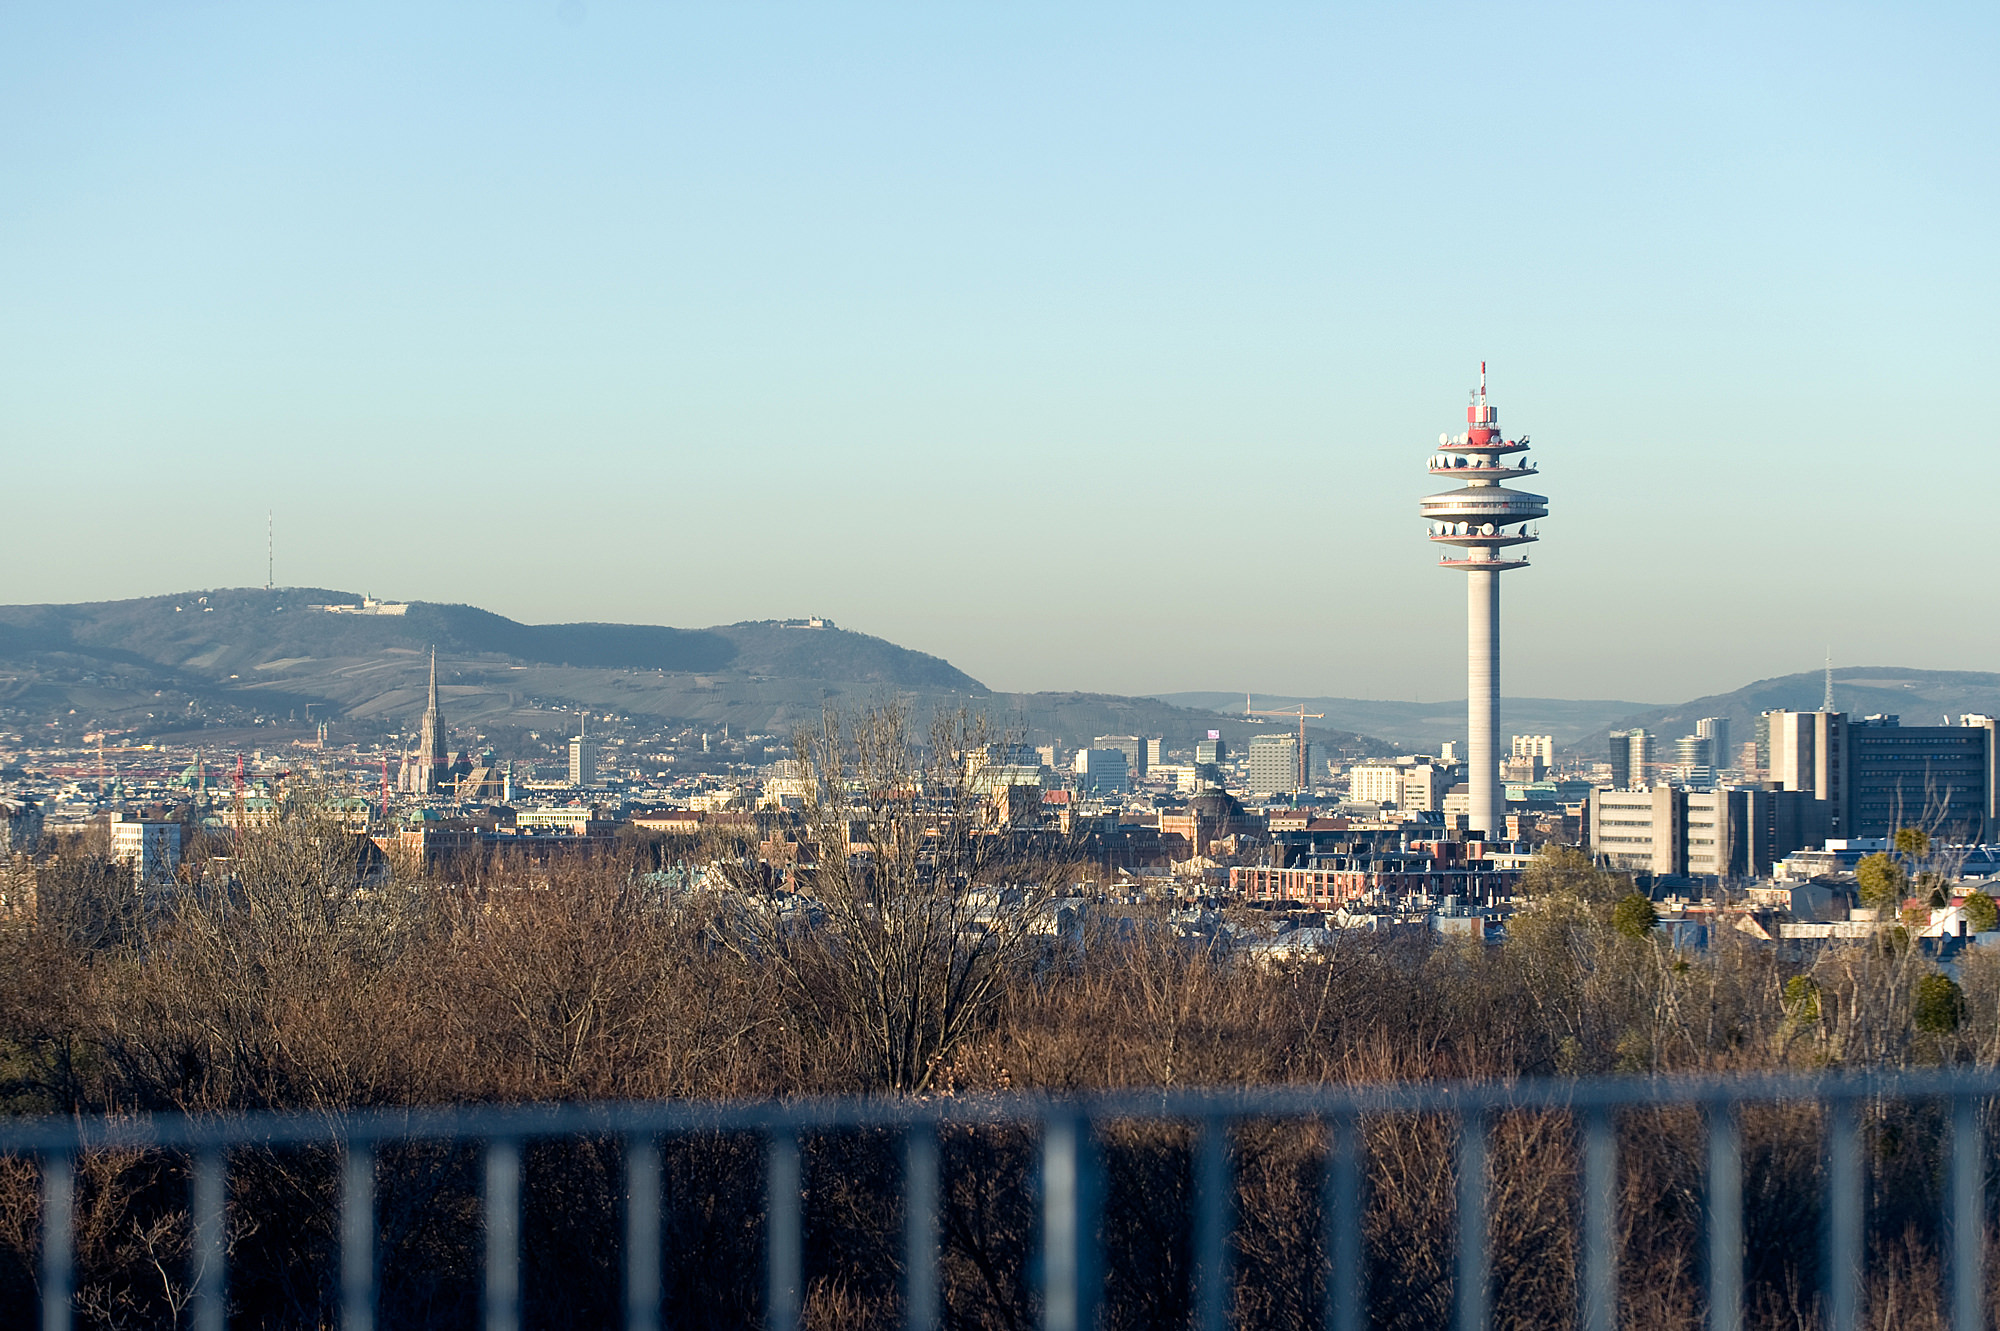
[2,3,1993,704]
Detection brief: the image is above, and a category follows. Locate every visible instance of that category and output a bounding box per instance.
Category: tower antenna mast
[1823,651,1835,713]
[266,510,273,591]
[1418,362,1549,840]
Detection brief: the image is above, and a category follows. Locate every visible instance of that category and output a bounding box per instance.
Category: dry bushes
[2,814,1998,1327]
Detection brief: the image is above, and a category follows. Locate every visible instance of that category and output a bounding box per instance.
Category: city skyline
[3,4,1995,703]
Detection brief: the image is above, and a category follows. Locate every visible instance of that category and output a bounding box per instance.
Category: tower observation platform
[1418,365,1548,838]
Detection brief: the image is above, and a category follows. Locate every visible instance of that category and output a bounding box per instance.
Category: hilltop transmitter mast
[1418,364,1548,839]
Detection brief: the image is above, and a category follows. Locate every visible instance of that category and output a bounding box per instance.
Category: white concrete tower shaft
[1467,566,1500,838]
[1418,364,1548,840]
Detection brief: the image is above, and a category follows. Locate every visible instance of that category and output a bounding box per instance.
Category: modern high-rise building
[1846,715,1989,840]
[1195,736,1227,766]
[568,714,597,788]
[1696,717,1731,767]
[1761,709,1847,838]
[1072,747,1130,793]
[1093,735,1148,779]
[1588,786,1821,880]
[1511,735,1554,762]
[1608,731,1632,789]
[1419,364,1548,837]
[109,811,182,885]
[1606,729,1654,790]
[1673,735,1714,785]
[1347,756,1450,811]
[1246,734,1304,797]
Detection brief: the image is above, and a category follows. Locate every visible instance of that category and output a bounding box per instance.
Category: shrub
[1611,893,1659,940]
[1856,853,1907,909]
[1781,975,1820,1023]
[1914,973,1966,1035]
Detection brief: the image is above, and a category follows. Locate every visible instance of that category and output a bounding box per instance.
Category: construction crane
[1245,702,1325,802]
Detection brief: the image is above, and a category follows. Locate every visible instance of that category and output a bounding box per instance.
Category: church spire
[418,646,449,788]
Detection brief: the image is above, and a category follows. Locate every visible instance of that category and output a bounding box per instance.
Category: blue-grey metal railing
[5,1068,1995,1330]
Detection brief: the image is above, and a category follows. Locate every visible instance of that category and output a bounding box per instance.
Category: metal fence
[5,1068,1996,1331]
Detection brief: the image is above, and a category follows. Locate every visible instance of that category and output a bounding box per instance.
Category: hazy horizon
[4,4,1993,703]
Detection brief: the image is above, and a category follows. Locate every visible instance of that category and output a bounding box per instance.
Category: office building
[1418,364,1549,837]
[1247,734,1305,797]
[569,715,597,788]
[1511,735,1554,763]
[1350,756,1452,812]
[1588,786,1821,880]
[1967,715,2000,830]
[109,811,182,885]
[1146,737,1167,769]
[1347,761,1401,806]
[1696,717,1731,768]
[1073,747,1130,794]
[1846,715,1989,840]
[967,743,1042,776]
[1093,735,1147,780]
[1607,730,1654,789]
[1761,710,1847,838]
[1589,787,1684,875]
[1670,735,1715,786]
[1399,763,1448,812]
[1195,736,1228,766]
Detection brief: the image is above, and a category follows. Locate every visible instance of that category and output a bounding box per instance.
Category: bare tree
[745,703,1072,1093]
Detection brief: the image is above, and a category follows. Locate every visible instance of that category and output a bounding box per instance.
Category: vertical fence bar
[485,1139,522,1331]
[341,1144,376,1331]
[1706,1104,1743,1331]
[40,1152,73,1331]
[625,1136,661,1331]
[1194,1117,1230,1331]
[191,1148,228,1331]
[903,1125,939,1331]
[1041,1115,1084,1331]
[1951,1095,1984,1331]
[1581,1108,1617,1331]
[1456,1111,1489,1331]
[1324,1115,1363,1331]
[1825,1099,1862,1331]
[766,1131,802,1331]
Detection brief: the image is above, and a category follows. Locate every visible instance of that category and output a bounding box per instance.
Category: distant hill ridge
[1599,667,2000,753]
[0,589,1381,752]
[0,588,983,689]
[1162,667,2000,757]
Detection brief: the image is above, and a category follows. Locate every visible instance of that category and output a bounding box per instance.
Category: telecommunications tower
[1418,364,1548,839]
